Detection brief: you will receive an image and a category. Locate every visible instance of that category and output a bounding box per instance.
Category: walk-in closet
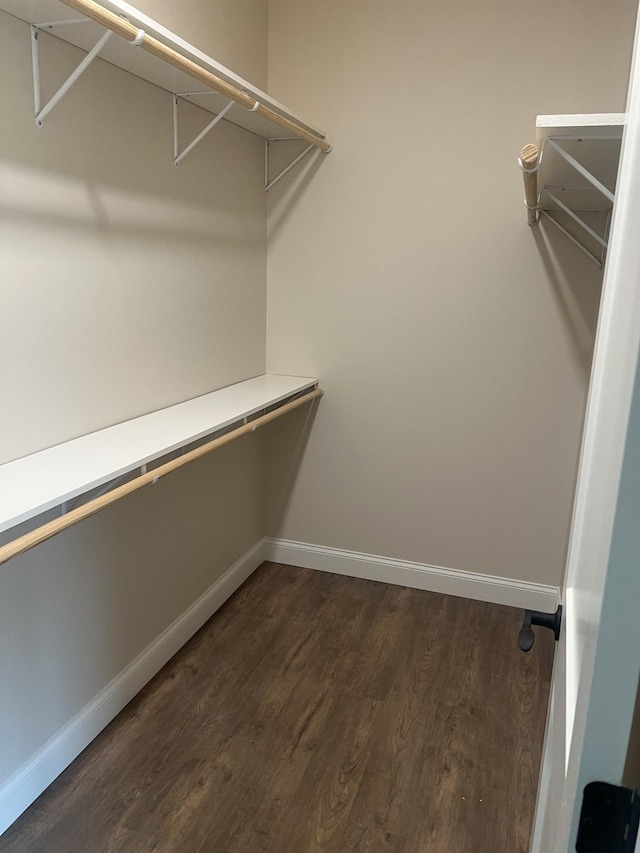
[2,1,640,850]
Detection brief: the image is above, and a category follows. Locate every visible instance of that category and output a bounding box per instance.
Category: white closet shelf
[0,375,321,546]
[519,113,625,266]
[1,0,331,177]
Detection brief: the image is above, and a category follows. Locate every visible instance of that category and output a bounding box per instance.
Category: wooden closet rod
[520,143,540,225]
[56,0,331,152]
[0,387,323,567]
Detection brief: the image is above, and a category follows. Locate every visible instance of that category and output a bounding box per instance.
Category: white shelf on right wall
[521,113,625,266]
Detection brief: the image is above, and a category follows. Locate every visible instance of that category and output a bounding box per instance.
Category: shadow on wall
[264,398,321,539]
[532,221,603,384]
[1,179,260,251]
[266,141,326,243]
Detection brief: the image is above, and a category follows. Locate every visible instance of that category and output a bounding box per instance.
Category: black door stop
[518,606,562,652]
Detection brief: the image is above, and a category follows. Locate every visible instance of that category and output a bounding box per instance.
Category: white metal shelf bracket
[545,138,615,204]
[172,93,235,166]
[543,137,614,267]
[31,20,113,127]
[264,139,316,191]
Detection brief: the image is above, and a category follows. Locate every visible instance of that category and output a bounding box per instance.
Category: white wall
[265,0,638,588]
[131,0,269,89]
[0,3,268,831]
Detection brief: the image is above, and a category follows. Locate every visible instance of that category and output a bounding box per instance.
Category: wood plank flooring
[0,562,554,853]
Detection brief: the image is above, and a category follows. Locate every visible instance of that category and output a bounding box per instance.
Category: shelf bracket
[545,138,615,204]
[265,139,316,191]
[31,20,113,127]
[540,136,615,267]
[172,94,235,166]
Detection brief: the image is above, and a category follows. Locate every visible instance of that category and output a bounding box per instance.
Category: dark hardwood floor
[0,562,554,853]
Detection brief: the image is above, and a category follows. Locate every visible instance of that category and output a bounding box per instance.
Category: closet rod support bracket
[546,138,615,204]
[172,95,235,166]
[31,24,113,127]
[265,140,319,191]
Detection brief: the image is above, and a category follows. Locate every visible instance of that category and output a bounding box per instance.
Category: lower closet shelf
[0,374,322,565]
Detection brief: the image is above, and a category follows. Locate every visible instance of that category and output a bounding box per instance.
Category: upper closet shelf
[519,113,624,267]
[0,0,331,184]
[0,375,323,565]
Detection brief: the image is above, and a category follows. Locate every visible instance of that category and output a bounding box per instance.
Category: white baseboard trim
[264,538,559,612]
[0,539,266,837]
